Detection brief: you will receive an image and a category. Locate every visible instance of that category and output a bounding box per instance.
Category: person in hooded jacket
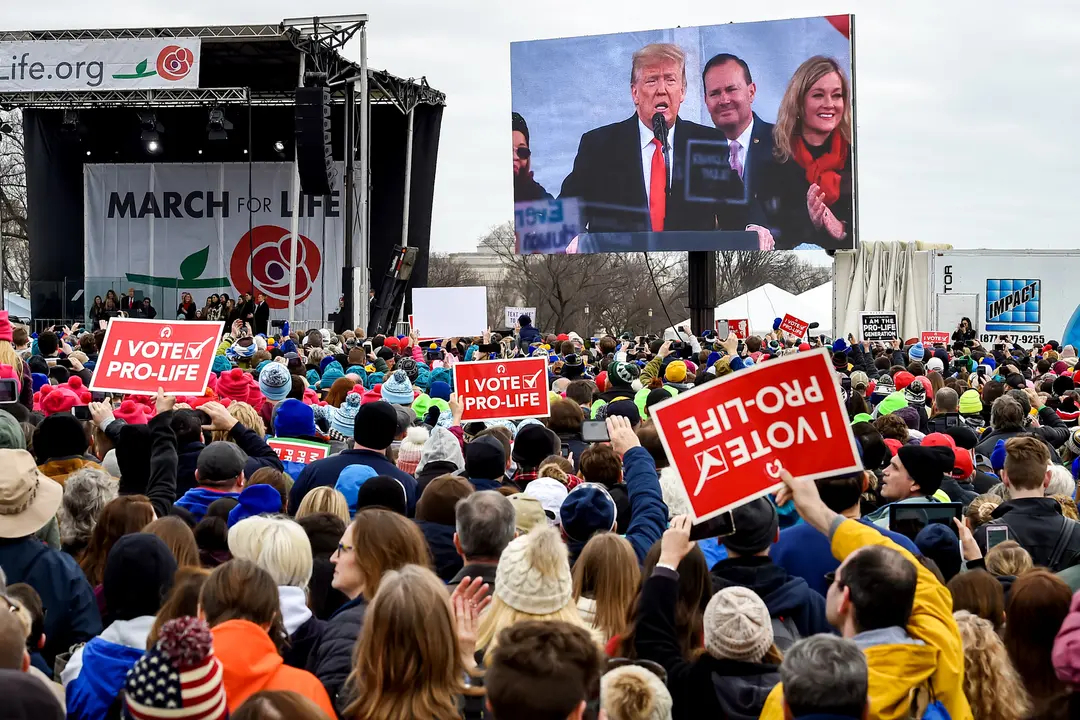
[636,515,782,720]
[63,533,177,720]
[710,497,831,645]
[414,474,474,582]
[516,314,542,352]
[413,425,465,496]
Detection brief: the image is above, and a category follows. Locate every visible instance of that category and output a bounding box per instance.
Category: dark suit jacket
[559,115,745,233]
[253,302,270,335]
[742,113,777,228]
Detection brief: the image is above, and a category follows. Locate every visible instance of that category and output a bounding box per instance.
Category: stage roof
[0,19,445,111]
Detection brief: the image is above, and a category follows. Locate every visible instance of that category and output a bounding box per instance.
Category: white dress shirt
[729,116,754,180]
[639,119,676,207]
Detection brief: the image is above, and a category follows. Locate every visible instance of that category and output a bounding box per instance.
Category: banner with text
[650,348,862,521]
[0,39,200,92]
[722,318,750,339]
[859,312,898,342]
[84,162,344,321]
[921,331,951,346]
[267,438,331,465]
[453,357,550,423]
[504,306,537,329]
[779,314,809,338]
[90,318,223,396]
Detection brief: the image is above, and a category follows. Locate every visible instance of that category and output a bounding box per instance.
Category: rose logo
[157,46,195,82]
[229,225,322,310]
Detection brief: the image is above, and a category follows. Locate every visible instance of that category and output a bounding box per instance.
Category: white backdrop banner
[84,162,344,320]
[0,39,200,91]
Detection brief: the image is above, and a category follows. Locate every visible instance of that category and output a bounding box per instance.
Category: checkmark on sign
[185,338,216,360]
[523,368,545,389]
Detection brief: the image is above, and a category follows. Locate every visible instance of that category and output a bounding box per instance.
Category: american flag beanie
[123,616,227,720]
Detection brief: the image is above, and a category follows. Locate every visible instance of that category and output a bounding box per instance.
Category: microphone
[652,112,671,192]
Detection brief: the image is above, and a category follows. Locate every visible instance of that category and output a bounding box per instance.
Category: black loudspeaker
[294,87,336,195]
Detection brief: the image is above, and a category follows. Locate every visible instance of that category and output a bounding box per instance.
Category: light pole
[584,304,589,336]
[648,308,653,335]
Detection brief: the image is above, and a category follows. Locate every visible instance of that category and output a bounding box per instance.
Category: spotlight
[61,109,79,134]
[85,150,91,157]
[273,140,285,153]
[147,139,161,154]
[139,111,164,155]
[207,107,233,141]
[197,149,203,155]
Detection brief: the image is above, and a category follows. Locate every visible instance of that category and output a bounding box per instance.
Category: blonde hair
[772,56,852,162]
[985,540,1033,577]
[572,533,640,642]
[630,43,686,86]
[1051,494,1079,520]
[212,401,266,441]
[0,341,24,377]
[955,611,1031,720]
[966,494,1003,530]
[295,487,350,524]
[344,565,463,720]
[227,515,313,587]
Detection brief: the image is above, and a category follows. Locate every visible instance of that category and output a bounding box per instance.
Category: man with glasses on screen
[512,112,553,203]
[558,43,773,251]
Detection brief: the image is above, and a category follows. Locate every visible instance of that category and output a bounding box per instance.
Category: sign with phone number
[979,333,1046,346]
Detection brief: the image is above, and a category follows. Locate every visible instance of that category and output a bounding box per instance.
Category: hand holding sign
[659,515,695,568]
[773,467,839,535]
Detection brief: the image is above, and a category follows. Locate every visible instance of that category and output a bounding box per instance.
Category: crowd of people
[4,308,1080,719]
[88,288,271,334]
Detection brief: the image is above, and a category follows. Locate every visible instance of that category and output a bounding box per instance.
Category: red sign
[726,319,750,339]
[267,438,331,465]
[650,348,862,522]
[921,331,951,346]
[779,314,809,338]
[90,319,223,396]
[453,357,550,423]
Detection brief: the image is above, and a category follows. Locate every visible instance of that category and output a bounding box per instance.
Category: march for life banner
[267,438,331,465]
[453,357,550,423]
[84,163,345,321]
[0,39,200,92]
[650,348,861,521]
[90,318,223,396]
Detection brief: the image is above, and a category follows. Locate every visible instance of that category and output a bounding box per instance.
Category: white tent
[667,283,807,337]
[4,294,30,321]
[797,282,833,337]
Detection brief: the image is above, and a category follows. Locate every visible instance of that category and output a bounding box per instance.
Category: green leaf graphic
[180,246,209,281]
[136,59,148,75]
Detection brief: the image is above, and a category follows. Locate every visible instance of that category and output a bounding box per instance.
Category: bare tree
[0,110,29,296]
[425,252,483,288]
[715,251,828,305]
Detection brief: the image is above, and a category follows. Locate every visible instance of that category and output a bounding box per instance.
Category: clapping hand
[449,576,491,667]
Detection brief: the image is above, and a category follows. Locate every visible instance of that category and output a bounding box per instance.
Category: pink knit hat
[114,399,152,425]
[217,368,250,403]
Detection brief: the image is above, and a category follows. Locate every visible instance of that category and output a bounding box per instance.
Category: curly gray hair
[56,467,118,549]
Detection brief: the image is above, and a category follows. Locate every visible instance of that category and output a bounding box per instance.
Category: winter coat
[173,487,240,522]
[415,520,463,582]
[636,567,781,720]
[1052,591,1080,685]
[709,556,831,639]
[291,449,417,516]
[973,497,1080,571]
[974,407,1069,460]
[307,595,368,716]
[303,521,349,621]
[63,615,153,720]
[0,536,102,665]
[447,561,498,591]
[37,457,103,486]
[278,585,325,670]
[99,411,179,519]
[760,519,972,720]
[212,618,334,716]
[517,324,542,348]
[175,423,284,498]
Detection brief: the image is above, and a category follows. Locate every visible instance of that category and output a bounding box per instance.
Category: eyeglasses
[335,542,354,556]
[515,146,531,160]
[606,657,668,685]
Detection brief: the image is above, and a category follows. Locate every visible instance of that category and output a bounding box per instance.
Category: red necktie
[649,138,666,232]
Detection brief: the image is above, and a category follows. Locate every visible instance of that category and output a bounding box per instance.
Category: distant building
[447,233,507,286]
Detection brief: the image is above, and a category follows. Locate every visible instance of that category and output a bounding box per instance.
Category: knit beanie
[608,361,639,389]
[381,370,415,405]
[876,391,908,417]
[212,354,232,374]
[903,381,926,407]
[331,391,363,439]
[909,343,926,362]
[494,526,572,615]
[893,371,915,391]
[123,617,227,720]
[217,368,250,403]
[113,399,152,425]
[258,362,291,402]
[37,385,79,416]
[396,425,428,475]
[273,398,317,438]
[958,389,983,415]
[318,361,345,391]
[0,311,12,343]
[353,401,398,451]
[226,484,284,527]
[601,665,674,720]
[34,412,89,461]
[319,354,336,373]
[335,465,380,515]
[664,360,687,383]
[103,533,177,620]
[429,380,452,402]
[416,475,474,526]
[512,424,560,469]
[306,368,321,388]
[703,586,773,662]
[896,445,955,496]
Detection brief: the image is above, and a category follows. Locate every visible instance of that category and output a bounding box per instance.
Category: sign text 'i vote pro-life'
[650,349,862,522]
[453,357,550,423]
[90,318,223,396]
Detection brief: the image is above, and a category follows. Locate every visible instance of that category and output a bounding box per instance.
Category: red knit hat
[114,399,152,424]
[360,388,382,405]
[385,337,401,351]
[39,385,79,416]
[0,363,20,393]
[217,368,250,403]
[595,371,607,393]
[893,371,916,391]
[0,311,12,343]
[245,374,265,407]
[557,333,570,342]
[303,387,319,405]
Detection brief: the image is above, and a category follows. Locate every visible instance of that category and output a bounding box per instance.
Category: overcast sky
[3,0,1079,254]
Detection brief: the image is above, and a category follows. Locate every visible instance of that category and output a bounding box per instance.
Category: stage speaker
[294,87,337,195]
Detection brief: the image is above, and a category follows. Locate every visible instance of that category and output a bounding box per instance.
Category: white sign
[0,39,200,92]
[504,306,537,329]
[84,163,344,320]
[413,287,487,339]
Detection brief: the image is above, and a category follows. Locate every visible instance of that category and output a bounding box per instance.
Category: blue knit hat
[414,367,431,392]
[366,371,385,390]
[227,484,284,527]
[306,368,321,387]
[560,483,617,541]
[773,317,783,331]
[982,356,997,371]
[381,370,415,405]
[258,362,292,402]
[256,359,273,375]
[909,343,926,362]
[319,354,336,373]
[318,361,345,391]
[429,367,452,389]
[345,365,368,383]
[273,398,317,438]
[31,373,49,392]
[832,338,848,353]
[990,439,1007,473]
[331,392,363,438]
[213,354,232,374]
[334,464,378,516]
[429,380,451,402]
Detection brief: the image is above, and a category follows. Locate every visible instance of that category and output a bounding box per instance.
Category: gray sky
[3,0,1079,253]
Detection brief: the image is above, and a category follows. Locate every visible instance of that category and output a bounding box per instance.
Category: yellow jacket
[759,518,972,720]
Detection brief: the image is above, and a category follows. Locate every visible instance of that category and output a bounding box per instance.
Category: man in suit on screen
[558,43,773,250]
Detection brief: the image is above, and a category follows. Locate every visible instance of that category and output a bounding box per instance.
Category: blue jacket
[415,521,463,582]
[568,446,668,565]
[290,449,417,516]
[710,556,831,639]
[771,517,920,597]
[66,637,144,720]
[518,324,542,347]
[0,536,101,665]
[173,487,240,522]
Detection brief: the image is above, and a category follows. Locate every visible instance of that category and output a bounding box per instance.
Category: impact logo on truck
[986,279,1040,332]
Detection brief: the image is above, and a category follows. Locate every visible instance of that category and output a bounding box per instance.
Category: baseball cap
[196,442,248,484]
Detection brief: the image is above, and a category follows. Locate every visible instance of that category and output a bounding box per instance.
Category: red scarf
[792,132,848,206]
